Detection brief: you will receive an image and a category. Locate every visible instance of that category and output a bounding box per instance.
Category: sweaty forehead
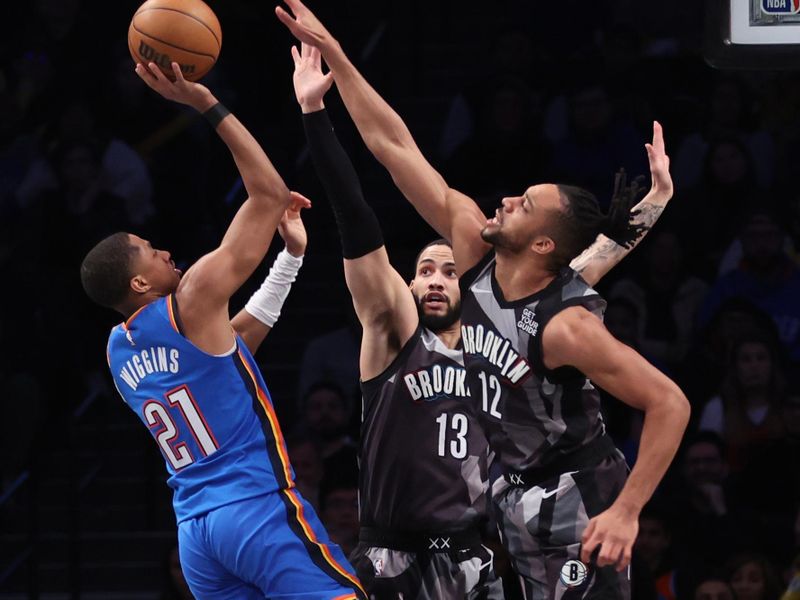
[417,244,455,267]
[527,183,563,211]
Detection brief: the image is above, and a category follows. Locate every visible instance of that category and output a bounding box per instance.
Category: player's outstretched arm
[570,122,673,286]
[135,62,291,351]
[543,306,690,572]
[293,43,417,379]
[276,0,490,273]
[231,195,310,354]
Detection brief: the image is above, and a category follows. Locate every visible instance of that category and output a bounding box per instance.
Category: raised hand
[644,121,672,200]
[134,61,216,113]
[278,191,312,257]
[291,43,334,113]
[275,0,337,50]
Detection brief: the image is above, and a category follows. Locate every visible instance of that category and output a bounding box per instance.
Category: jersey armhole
[360,323,424,395]
[531,294,606,382]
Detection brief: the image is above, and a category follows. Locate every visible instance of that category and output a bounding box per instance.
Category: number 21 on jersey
[143,385,219,470]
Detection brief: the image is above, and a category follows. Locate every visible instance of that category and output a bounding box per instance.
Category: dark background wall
[0,1,798,598]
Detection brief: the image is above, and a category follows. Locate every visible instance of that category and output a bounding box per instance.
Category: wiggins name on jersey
[107,294,294,523]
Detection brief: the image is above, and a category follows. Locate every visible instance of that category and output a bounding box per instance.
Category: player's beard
[415,295,462,332]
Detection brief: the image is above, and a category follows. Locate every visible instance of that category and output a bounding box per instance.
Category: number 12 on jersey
[478,371,502,418]
[143,385,219,470]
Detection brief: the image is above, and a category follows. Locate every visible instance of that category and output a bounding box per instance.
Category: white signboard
[730,0,800,44]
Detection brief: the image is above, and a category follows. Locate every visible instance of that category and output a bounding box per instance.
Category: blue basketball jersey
[107,294,295,523]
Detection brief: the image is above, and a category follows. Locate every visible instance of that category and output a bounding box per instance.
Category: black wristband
[203,102,231,128]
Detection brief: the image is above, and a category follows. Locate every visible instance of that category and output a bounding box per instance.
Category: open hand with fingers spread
[291,43,334,113]
[134,61,217,113]
[279,191,312,257]
[276,0,337,50]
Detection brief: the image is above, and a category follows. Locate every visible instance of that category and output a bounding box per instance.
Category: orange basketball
[128,0,222,82]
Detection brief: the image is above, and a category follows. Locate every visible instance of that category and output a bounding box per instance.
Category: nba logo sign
[761,0,800,14]
[559,560,588,588]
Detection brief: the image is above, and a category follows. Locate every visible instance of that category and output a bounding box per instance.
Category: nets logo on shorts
[761,0,800,14]
[373,558,384,576]
[560,560,588,588]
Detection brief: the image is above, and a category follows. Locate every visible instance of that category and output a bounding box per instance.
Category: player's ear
[130,274,150,294]
[530,235,554,256]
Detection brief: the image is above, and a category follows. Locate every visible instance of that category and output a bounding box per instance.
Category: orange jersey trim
[165,294,181,333]
[236,350,294,485]
[122,304,148,331]
[283,488,366,596]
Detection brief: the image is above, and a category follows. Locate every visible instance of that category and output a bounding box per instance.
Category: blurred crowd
[0,1,798,599]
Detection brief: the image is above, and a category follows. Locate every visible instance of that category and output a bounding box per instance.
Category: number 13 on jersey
[143,385,219,470]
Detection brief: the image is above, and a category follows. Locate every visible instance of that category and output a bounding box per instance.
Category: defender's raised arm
[292,43,418,379]
[276,0,489,273]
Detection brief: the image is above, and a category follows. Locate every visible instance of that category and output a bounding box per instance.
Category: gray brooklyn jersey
[359,326,489,532]
[460,253,608,473]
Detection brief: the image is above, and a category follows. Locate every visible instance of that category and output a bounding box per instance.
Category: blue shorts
[177,488,365,599]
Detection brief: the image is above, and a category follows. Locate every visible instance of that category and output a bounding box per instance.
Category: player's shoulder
[459,249,494,295]
[541,305,605,367]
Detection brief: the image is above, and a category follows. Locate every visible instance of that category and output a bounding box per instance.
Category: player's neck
[121,293,160,319]
[434,322,461,349]
[493,251,554,302]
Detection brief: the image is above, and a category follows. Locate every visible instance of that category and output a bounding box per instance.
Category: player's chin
[422,303,448,316]
[480,225,500,244]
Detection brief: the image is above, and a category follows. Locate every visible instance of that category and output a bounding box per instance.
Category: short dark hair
[546,183,643,273]
[413,238,452,272]
[80,232,136,309]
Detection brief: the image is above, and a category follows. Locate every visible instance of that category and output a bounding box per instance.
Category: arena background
[0,1,798,598]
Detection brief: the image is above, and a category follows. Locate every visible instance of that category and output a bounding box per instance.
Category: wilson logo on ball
[137,41,196,77]
[128,0,221,82]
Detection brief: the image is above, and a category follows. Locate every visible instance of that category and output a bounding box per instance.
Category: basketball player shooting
[277,2,690,599]
[80,61,366,599]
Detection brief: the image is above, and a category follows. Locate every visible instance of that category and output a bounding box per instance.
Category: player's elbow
[660,386,691,432]
[251,181,291,208]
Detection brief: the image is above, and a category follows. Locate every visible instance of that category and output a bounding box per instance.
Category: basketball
[128,0,222,82]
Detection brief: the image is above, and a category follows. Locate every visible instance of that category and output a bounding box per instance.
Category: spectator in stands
[671,138,764,278]
[286,436,325,512]
[668,432,760,571]
[635,504,678,600]
[674,76,775,192]
[609,229,708,371]
[297,382,358,486]
[549,78,649,204]
[319,479,360,558]
[726,554,784,600]
[698,210,800,361]
[445,78,550,206]
[680,298,778,410]
[297,305,361,405]
[694,577,735,600]
[698,331,786,469]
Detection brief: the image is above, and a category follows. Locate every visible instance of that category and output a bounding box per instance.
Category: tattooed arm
[571,122,672,286]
